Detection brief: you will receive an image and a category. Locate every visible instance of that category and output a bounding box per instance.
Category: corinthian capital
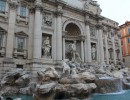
[34,0,43,11]
[8,0,18,9]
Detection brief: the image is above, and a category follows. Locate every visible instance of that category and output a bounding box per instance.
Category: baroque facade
[0,0,122,76]
[120,21,130,67]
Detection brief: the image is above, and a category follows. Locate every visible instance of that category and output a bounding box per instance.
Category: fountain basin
[90,90,130,100]
[95,78,122,94]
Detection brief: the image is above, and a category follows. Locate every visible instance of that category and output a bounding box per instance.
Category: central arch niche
[65,23,81,36]
[63,23,84,62]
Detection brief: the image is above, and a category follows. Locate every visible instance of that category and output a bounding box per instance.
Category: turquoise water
[90,90,130,100]
[3,90,130,100]
[4,94,33,100]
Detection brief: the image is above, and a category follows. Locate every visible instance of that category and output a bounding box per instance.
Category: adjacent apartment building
[0,0,122,77]
[120,21,130,67]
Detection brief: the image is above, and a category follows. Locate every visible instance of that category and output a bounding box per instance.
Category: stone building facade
[0,0,122,77]
[120,21,130,67]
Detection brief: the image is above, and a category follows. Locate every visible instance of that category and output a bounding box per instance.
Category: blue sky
[97,0,130,25]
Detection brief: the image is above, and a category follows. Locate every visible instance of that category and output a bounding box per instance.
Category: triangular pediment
[0,27,7,33]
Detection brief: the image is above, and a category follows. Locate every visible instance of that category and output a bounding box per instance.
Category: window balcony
[0,46,5,57]
[0,11,8,19]
[13,48,27,59]
[16,15,29,25]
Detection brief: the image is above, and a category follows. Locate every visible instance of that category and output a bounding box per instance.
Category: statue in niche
[42,36,51,57]
[91,44,96,60]
[69,42,81,63]
[70,42,76,61]
[43,13,52,26]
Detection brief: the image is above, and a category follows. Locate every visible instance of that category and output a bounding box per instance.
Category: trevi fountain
[0,0,129,100]
[0,43,130,100]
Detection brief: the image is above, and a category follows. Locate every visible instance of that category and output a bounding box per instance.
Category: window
[128,28,130,35]
[128,38,130,43]
[108,33,111,39]
[17,37,25,52]
[0,0,6,12]
[109,48,113,59]
[20,6,26,17]
[121,40,123,45]
[17,65,23,69]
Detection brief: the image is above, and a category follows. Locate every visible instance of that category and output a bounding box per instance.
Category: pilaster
[96,24,104,64]
[118,33,123,61]
[80,35,85,62]
[6,1,17,58]
[33,0,42,59]
[104,31,109,64]
[28,8,35,59]
[85,20,92,63]
[54,5,63,63]
[111,31,117,64]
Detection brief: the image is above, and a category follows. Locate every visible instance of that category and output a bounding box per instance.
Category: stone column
[85,21,91,63]
[62,37,65,60]
[6,2,17,58]
[118,33,123,61]
[28,9,35,59]
[81,39,84,62]
[55,6,63,63]
[33,1,42,59]
[84,38,87,62]
[53,15,57,62]
[111,32,117,64]
[104,32,109,64]
[96,29,100,63]
[97,24,104,64]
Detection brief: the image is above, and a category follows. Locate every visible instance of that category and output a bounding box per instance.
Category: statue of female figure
[42,36,51,57]
[91,45,96,60]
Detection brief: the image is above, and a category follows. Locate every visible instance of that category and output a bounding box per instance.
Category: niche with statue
[42,34,52,58]
[91,43,97,61]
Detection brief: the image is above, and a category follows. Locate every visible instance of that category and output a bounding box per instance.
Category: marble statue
[62,60,70,75]
[91,45,96,60]
[69,42,76,61]
[97,6,102,15]
[69,42,82,63]
[84,0,91,10]
[42,36,51,57]
[71,67,78,78]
